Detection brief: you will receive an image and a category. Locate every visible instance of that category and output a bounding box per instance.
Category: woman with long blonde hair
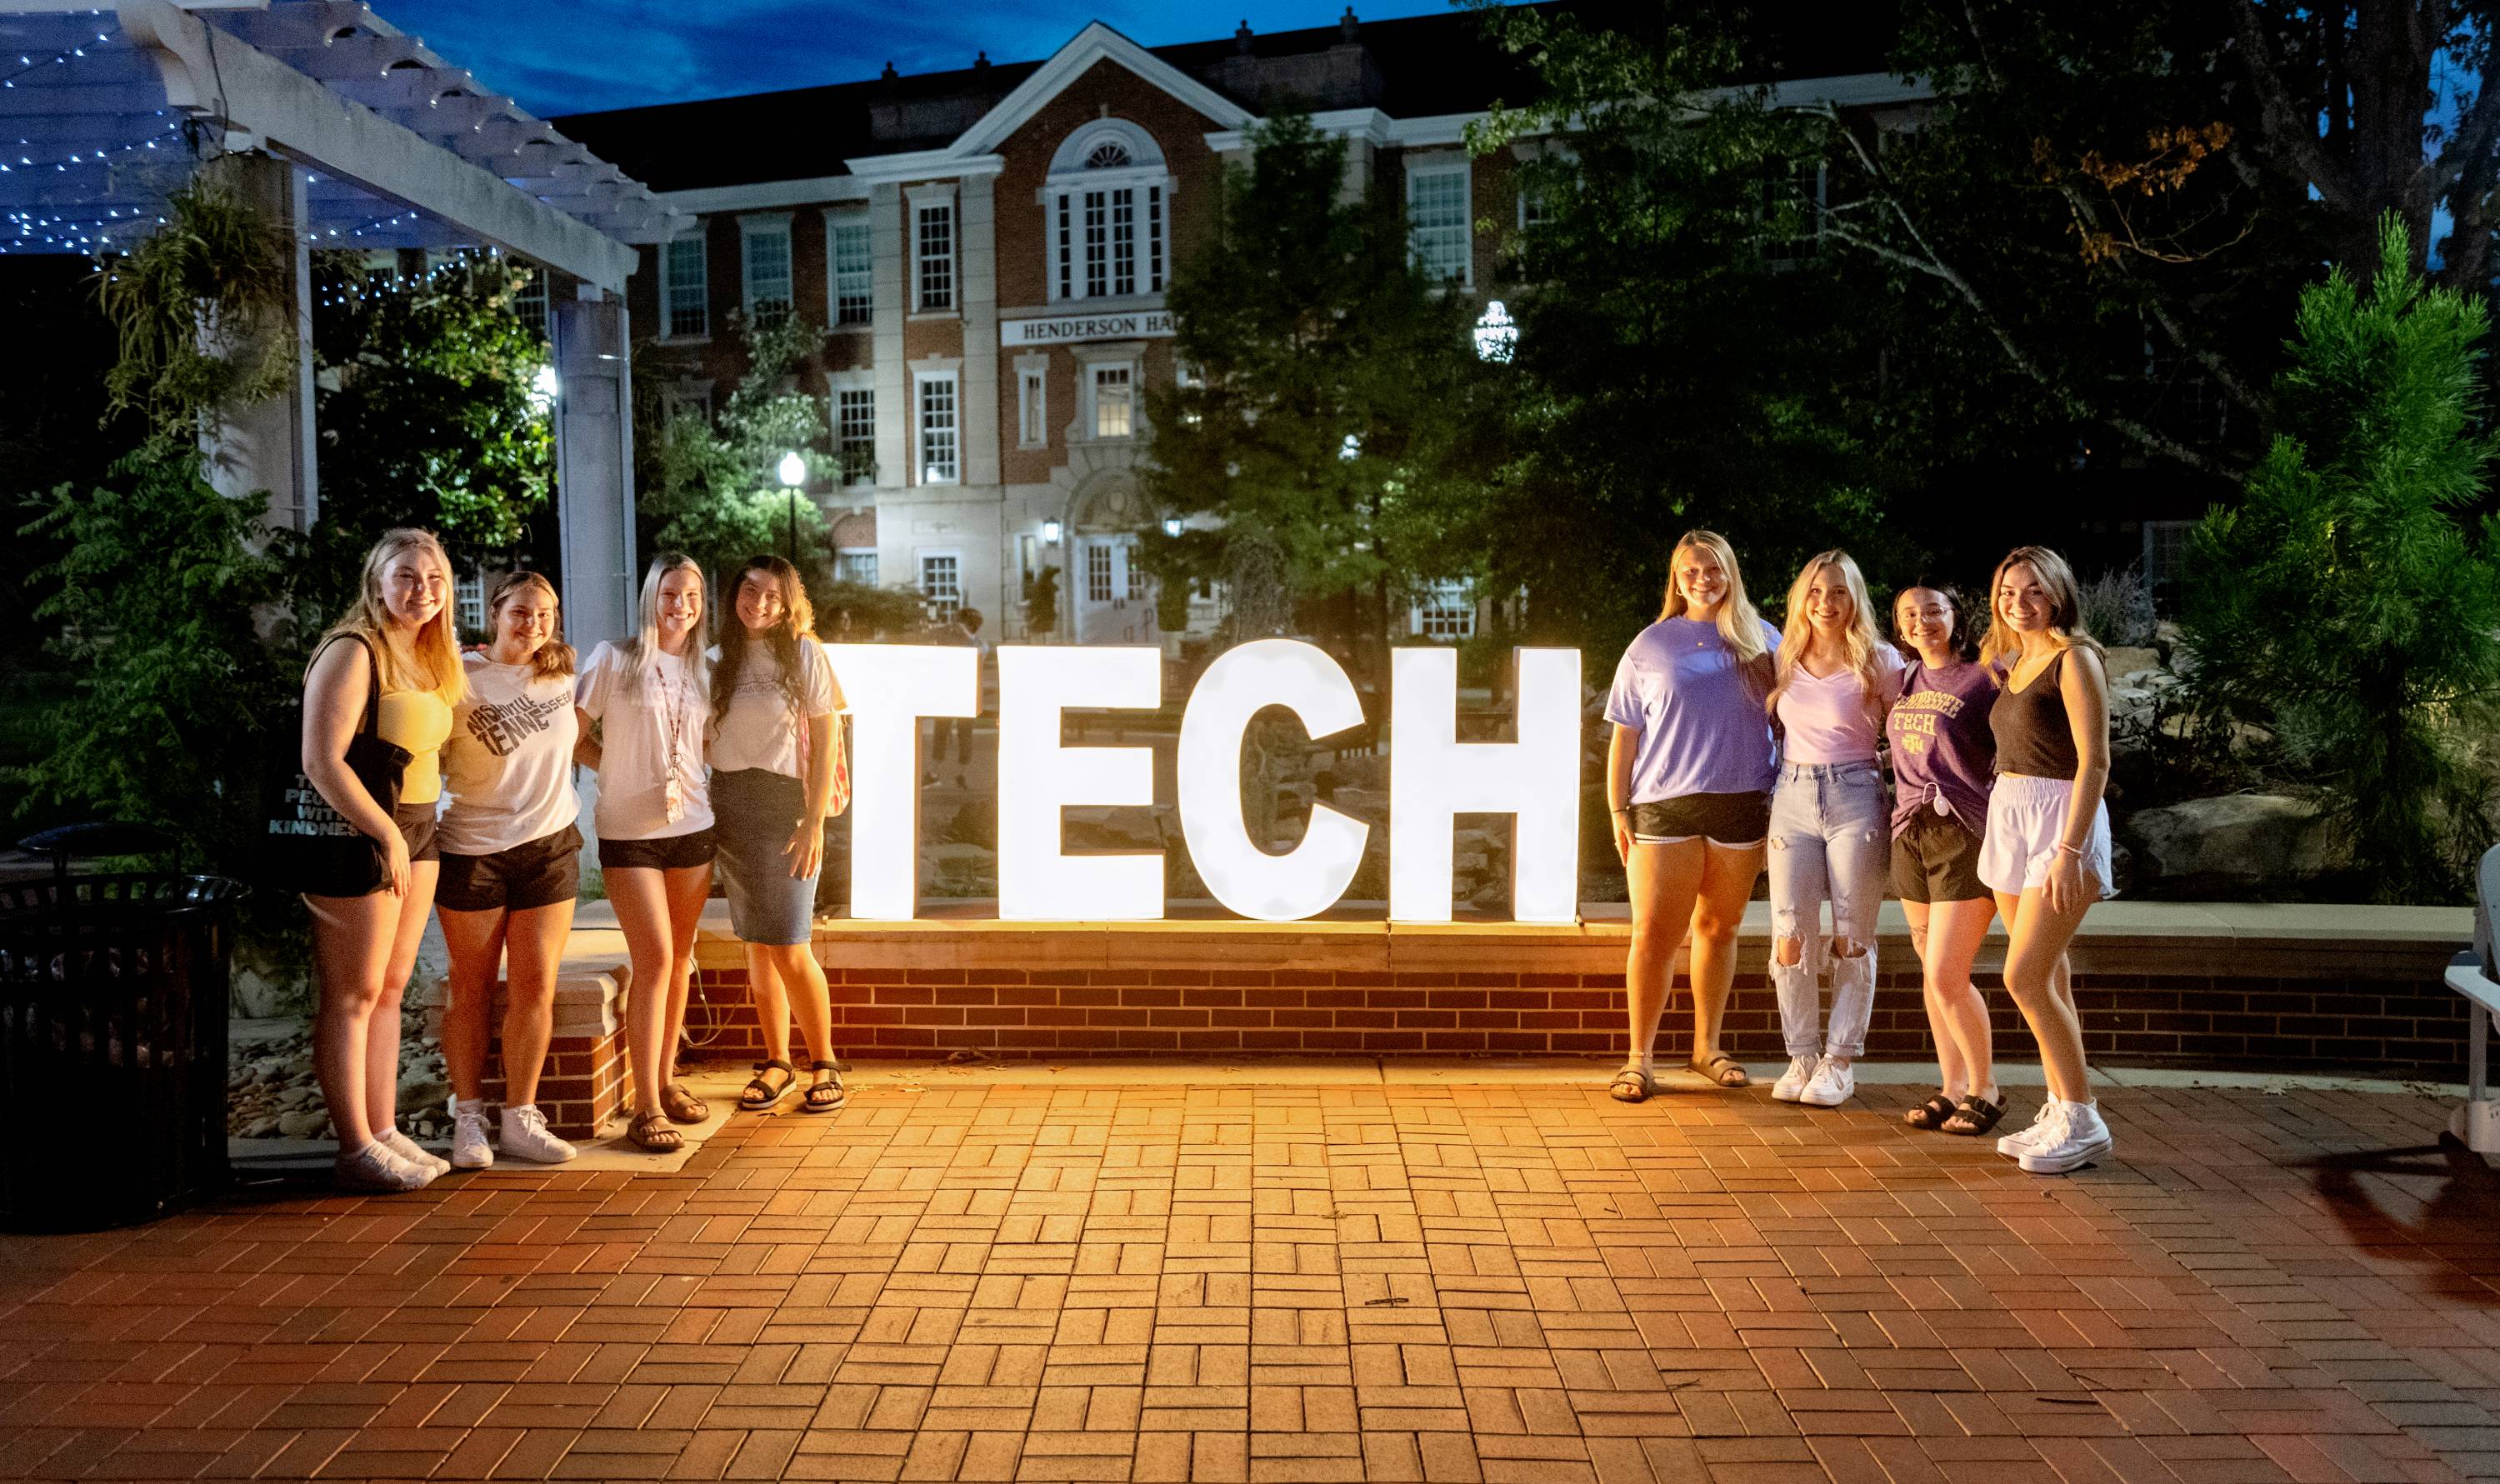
[1602,530,1780,1100]
[1762,551,1905,1109]
[437,570,582,1170]
[576,552,717,1152]
[1978,546,2117,1174]
[302,528,467,1192]
[710,556,849,1116]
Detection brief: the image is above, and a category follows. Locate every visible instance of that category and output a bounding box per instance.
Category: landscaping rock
[2126,793,2344,884]
[276,1110,328,1139]
[2103,646,2162,684]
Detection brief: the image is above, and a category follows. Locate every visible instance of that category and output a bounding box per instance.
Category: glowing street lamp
[778,449,808,561]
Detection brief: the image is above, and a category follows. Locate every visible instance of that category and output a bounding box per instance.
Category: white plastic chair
[2447,844,2500,1152]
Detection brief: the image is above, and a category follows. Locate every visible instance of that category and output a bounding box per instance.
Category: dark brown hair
[711,555,818,731]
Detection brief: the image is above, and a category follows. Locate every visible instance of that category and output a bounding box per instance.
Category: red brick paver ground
[3,1079,2499,1483]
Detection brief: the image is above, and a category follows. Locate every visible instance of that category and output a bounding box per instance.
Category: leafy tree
[302,253,554,616]
[638,312,831,587]
[1142,112,1502,682]
[2180,216,2500,902]
[1463,5,1904,658]
[12,442,296,869]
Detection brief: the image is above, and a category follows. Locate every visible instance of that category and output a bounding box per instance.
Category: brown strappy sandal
[658,1082,709,1123]
[1608,1065,1657,1102]
[628,1111,682,1152]
[1687,1051,1749,1088]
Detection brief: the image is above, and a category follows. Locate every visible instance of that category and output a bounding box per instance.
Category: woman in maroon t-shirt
[1887,585,2005,1137]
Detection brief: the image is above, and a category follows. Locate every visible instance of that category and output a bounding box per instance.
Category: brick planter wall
[452,902,2476,1140]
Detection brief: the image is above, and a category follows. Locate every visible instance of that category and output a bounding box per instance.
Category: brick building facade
[558,9,1911,642]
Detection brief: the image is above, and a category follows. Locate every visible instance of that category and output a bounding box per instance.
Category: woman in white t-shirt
[438,571,582,1171]
[575,553,716,1153]
[709,557,849,1116]
[1762,551,1905,1111]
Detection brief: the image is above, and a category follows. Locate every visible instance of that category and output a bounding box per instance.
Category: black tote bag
[256,634,412,897]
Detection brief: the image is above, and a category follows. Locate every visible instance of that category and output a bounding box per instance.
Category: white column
[1387,647,1583,924]
[203,153,316,533]
[961,173,1001,489]
[871,183,908,494]
[552,292,638,651]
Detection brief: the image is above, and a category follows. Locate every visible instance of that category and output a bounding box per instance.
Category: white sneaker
[2017,1101,2112,1175]
[449,1102,493,1171]
[1772,1054,1820,1102]
[1800,1055,1856,1107]
[381,1127,451,1177]
[335,1141,430,1193]
[1997,1100,2064,1156]
[499,1104,578,1165]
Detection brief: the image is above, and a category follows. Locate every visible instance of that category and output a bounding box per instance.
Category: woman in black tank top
[1975,547,2117,1177]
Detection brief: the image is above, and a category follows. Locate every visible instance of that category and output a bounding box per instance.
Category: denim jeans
[1768,761,1888,1058]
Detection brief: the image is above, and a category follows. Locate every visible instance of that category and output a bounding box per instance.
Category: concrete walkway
[8,1072,2500,1482]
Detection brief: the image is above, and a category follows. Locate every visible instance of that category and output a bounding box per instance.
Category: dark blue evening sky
[377,1,1466,118]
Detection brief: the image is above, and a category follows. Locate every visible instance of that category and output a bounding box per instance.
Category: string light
[1,116,181,175]
[0,13,116,92]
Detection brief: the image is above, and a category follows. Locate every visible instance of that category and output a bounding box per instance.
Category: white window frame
[1085,540,1115,604]
[911,188,957,315]
[1410,580,1476,640]
[739,213,793,326]
[825,208,873,328]
[915,371,960,484]
[836,548,879,587]
[512,267,550,339]
[659,229,708,342]
[1042,121,1172,306]
[1405,157,1473,290]
[919,550,963,621]
[1016,354,1049,449]
[830,378,877,487]
[454,568,488,637]
[1089,361,1137,441]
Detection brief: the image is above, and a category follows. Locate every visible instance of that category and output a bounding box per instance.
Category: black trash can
[0,831,243,1232]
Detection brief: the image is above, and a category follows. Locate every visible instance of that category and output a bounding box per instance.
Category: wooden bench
[2447,847,2500,1152]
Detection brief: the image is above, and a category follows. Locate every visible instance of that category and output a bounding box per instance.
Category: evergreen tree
[2181,215,2500,901]
[1142,112,1500,679]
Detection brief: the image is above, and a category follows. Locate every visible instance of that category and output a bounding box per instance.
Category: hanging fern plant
[92,170,293,432]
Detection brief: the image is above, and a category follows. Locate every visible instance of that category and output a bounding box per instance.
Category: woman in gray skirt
[708,556,850,1114]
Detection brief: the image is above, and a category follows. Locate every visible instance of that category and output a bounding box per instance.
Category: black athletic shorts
[1628,791,1771,848]
[1892,809,1988,904]
[438,824,582,913]
[396,800,441,864]
[598,826,718,873]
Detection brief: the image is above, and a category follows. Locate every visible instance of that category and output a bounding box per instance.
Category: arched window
[1043,121,1171,304]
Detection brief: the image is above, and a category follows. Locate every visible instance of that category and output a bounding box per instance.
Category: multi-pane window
[1092,363,1133,440]
[1018,369,1047,447]
[837,549,878,586]
[1086,542,1113,602]
[1126,545,1146,601]
[915,202,955,312]
[835,388,876,486]
[1053,184,1164,302]
[1412,581,1475,639]
[921,553,961,620]
[662,234,708,338]
[830,215,872,326]
[454,570,487,637]
[512,267,548,339]
[741,217,792,326]
[917,373,958,483]
[1406,164,1472,287]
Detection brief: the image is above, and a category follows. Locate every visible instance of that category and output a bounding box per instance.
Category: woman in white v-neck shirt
[1762,551,1904,1111]
[574,553,716,1154]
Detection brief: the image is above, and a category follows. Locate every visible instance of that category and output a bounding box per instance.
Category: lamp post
[778,450,808,562]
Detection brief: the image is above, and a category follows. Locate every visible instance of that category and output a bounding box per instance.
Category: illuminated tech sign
[821,641,1582,924]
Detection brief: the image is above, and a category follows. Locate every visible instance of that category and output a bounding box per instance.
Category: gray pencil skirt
[712,767,818,946]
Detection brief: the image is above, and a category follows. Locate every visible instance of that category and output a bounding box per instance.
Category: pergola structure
[0,0,681,642]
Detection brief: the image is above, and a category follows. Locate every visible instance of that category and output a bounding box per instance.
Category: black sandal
[1903,1093,1958,1130]
[740,1059,796,1112]
[1943,1093,2008,1137]
[803,1059,846,1114]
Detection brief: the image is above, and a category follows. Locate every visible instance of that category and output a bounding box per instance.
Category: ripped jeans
[1768,761,1888,1059]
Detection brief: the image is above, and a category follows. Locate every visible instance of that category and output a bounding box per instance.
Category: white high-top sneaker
[334,1140,431,1193]
[499,1105,578,1164]
[1772,1054,1821,1102]
[1997,1099,2064,1157]
[449,1099,493,1171]
[1800,1055,1856,1108]
[2016,1100,2112,1175]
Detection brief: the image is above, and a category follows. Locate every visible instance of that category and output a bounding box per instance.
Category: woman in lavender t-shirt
[1602,531,1780,1101]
